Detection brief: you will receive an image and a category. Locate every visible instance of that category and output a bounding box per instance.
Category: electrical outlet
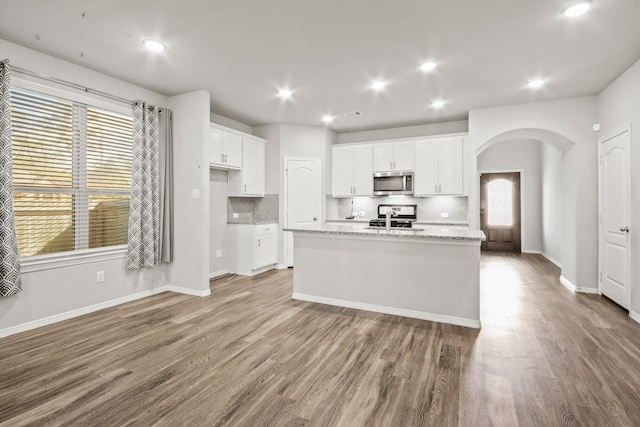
[233,213,239,218]
[358,212,365,216]
[96,271,105,283]
[216,249,222,258]
[191,189,200,199]
[440,212,449,218]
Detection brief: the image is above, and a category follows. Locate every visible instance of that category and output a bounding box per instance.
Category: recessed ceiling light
[431,100,446,108]
[561,0,593,17]
[277,89,293,99]
[420,62,437,72]
[321,115,334,124]
[142,39,166,52]
[370,80,387,91]
[527,79,546,88]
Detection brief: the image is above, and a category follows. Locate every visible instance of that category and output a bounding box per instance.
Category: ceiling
[1,0,639,133]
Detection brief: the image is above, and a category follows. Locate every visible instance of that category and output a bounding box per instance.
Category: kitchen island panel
[292,232,481,328]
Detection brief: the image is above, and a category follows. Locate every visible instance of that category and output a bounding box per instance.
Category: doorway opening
[480,172,521,252]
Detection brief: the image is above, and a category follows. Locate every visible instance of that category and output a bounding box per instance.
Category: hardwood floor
[1,253,640,426]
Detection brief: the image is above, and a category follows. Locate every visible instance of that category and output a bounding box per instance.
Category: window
[487,179,513,226]
[10,88,132,258]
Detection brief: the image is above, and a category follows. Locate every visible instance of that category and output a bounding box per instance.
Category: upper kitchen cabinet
[332,145,373,197]
[414,137,464,196]
[373,141,414,172]
[209,126,242,169]
[228,135,266,197]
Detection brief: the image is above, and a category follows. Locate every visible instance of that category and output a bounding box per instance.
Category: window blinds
[10,88,133,258]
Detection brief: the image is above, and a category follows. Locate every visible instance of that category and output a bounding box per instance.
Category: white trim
[21,247,127,273]
[276,264,287,270]
[560,275,577,293]
[334,132,469,147]
[167,286,211,297]
[522,250,541,254]
[292,292,481,329]
[630,311,640,325]
[290,230,482,246]
[0,286,169,339]
[559,276,598,294]
[542,252,562,268]
[209,269,229,279]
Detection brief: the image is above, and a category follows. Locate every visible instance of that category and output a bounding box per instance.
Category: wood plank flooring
[1,253,640,426]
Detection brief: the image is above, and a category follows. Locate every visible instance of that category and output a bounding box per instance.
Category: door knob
[620,226,630,232]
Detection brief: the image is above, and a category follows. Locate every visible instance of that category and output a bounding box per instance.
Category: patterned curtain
[126,102,161,269]
[0,59,22,296]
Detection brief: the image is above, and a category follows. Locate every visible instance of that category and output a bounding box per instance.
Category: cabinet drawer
[255,224,277,236]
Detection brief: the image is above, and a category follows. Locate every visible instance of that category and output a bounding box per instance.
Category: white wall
[210,112,252,134]
[337,120,468,144]
[478,139,542,253]
[0,39,174,333]
[210,170,229,277]
[168,90,211,295]
[469,97,598,290]
[597,57,640,316]
[541,144,563,264]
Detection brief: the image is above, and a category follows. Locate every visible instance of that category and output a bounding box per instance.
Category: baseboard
[560,275,577,293]
[542,253,562,268]
[559,276,598,294]
[209,269,229,279]
[0,286,169,339]
[292,293,481,329]
[630,311,640,325]
[167,285,211,297]
[522,250,541,254]
[276,264,287,270]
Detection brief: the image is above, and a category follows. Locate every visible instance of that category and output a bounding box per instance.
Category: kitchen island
[285,224,485,328]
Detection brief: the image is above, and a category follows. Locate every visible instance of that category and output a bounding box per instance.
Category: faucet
[385,208,397,231]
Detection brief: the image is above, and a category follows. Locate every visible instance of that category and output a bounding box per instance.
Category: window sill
[21,246,127,273]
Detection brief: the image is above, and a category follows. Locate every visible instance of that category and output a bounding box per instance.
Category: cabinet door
[438,137,463,195]
[242,138,265,196]
[414,140,439,195]
[353,145,373,195]
[223,132,243,168]
[256,234,277,269]
[332,146,355,196]
[393,141,414,171]
[373,143,395,172]
[209,129,223,166]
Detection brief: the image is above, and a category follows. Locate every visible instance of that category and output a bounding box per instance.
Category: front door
[599,129,631,309]
[480,172,521,252]
[285,158,322,267]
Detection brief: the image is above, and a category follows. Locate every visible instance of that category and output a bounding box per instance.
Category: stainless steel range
[368,204,417,229]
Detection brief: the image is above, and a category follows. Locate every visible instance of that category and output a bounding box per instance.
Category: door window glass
[488,179,512,226]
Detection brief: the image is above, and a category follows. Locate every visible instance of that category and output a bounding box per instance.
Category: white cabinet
[209,127,242,169]
[229,223,278,275]
[228,136,266,197]
[332,145,373,196]
[415,137,463,196]
[373,141,414,172]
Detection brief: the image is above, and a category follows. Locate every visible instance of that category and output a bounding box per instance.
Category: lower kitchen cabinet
[229,223,278,275]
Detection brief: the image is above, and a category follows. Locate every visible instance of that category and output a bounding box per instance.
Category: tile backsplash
[327,195,468,222]
[228,195,279,223]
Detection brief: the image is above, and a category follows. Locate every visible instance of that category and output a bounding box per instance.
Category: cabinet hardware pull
[244,184,247,192]
[620,226,630,232]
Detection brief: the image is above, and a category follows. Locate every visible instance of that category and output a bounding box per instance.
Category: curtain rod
[11,65,134,106]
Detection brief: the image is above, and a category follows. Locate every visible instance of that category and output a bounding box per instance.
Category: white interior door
[599,128,631,309]
[285,158,322,267]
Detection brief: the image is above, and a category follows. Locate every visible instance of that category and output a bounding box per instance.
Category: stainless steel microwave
[373,171,414,196]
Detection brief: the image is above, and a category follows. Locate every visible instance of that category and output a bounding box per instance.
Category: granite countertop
[326,219,470,227]
[227,220,278,225]
[285,223,485,241]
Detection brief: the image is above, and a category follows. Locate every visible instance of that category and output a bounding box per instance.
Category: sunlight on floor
[481,259,523,330]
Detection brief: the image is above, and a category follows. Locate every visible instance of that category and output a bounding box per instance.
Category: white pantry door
[599,128,631,309]
[285,158,322,267]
